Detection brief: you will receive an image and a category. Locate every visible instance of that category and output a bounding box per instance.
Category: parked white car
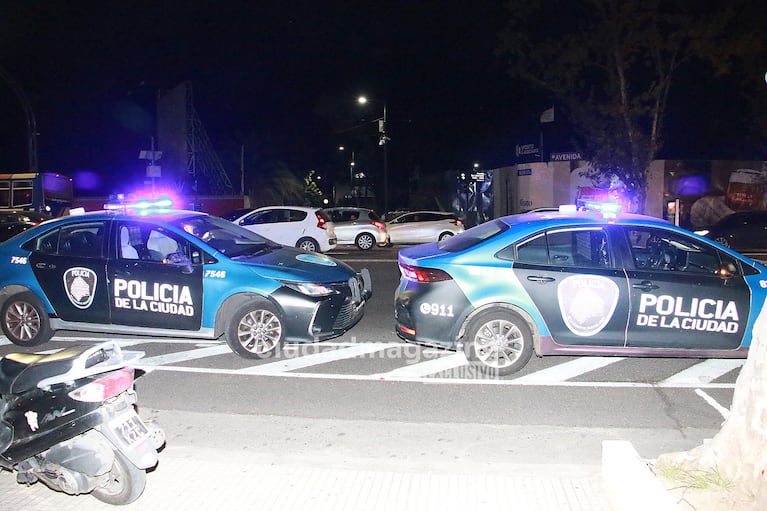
[228,206,337,252]
[322,207,388,250]
[386,211,464,245]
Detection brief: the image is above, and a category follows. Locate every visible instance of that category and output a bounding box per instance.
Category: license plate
[109,411,150,447]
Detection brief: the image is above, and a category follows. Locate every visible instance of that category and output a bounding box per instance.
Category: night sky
[0,2,764,198]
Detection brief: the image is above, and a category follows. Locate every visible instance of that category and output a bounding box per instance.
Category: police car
[395,204,767,375]
[0,206,372,359]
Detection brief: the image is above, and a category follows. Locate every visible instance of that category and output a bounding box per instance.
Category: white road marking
[140,345,234,365]
[374,353,469,379]
[237,342,401,374]
[694,388,730,419]
[0,336,741,388]
[509,357,625,384]
[658,359,744,385]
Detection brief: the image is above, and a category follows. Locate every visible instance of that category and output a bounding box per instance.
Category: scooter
[0,341,165,505]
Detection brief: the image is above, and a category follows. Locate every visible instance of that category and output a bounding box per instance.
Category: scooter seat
[0,346,95,395]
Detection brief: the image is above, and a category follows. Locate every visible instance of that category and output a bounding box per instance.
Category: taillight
[371,221,386,231]
[399,263,452,283]
[316,213,327,230]
[452,219,463,226]
[69,368,134,402]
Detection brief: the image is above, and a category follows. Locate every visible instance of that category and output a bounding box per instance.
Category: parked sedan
[0,208,371,359]
[386,211,464,245]
[0,210,52,242]
[228,206,337,252]
[322,207,387,250]
[694,210,767,252]
[395,207,763,375]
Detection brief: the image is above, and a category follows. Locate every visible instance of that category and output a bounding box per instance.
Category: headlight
[281,281,336,297]
[694,229,710,236]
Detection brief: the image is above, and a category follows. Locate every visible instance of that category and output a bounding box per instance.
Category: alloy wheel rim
[473,319,523,369]
[237,309,282,353]
[6,301,40,341]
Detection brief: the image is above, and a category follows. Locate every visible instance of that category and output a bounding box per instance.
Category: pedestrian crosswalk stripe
[237,342,401,374]
[658,359,744,386]
[510,357,624,384]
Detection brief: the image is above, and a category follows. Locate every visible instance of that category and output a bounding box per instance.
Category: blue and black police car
[395,204,767,375]
[0,205,371,358]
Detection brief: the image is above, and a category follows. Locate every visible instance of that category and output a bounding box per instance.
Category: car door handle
[632,280,659,291]
[35,262,55,270]
[527,275,555,284]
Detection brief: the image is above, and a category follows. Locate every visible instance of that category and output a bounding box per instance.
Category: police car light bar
[575,200,622,218]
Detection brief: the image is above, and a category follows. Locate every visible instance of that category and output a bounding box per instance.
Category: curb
[602,440,677,511]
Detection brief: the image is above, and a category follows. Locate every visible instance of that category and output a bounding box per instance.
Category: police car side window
[625,227,724,274]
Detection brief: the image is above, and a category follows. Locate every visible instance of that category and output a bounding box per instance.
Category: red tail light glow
[451,219,463,226]
[69,368,134,402]
[316,213,327,230]
[399,263,453,283]
[371,221,386,231]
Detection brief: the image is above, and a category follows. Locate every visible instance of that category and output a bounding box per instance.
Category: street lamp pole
[358,95,390,214]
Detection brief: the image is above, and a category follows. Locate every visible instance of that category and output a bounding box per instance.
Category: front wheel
[225,299,285,359]
[355,232,376,250]
[296,237,319,252]
[462,310,533,376]
[1,291,53,347]
[91,450,146,505]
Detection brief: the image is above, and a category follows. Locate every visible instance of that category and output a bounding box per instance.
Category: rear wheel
[91,450,146,505]
[1,292,53,347]
[296,237,319,252]
[438,231,454,241]
[462,310,533,376]
[355,232,376,250]
[225,299,285,359]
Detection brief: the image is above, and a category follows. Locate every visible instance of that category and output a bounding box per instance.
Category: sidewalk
[0,411,679,511]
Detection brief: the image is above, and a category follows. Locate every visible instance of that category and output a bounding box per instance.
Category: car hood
[237,246,357,282]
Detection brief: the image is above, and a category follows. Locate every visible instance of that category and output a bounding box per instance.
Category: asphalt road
[0,244,742,467]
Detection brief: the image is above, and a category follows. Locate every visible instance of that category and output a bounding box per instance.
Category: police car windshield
[175,214,279,257]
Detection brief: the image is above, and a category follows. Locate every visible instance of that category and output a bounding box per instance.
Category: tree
[656,301,767,508]
[496,0,763,212]
[303,170,324,207]
[248,161,305,207]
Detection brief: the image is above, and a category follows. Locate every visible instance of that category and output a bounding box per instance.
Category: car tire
[462,309,533,376]
[438,232,454,241]
[714,236,730,248]
[355,232,376,250]
[225,299,285,359]
[296,237,319,252]
[1,292,53,347]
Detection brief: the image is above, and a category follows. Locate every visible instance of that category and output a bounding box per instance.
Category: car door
[238,208,292,245]
[28,220,110,324]
[621,226,750,350]
[388,213,429,244]
[512,227,630,347]
[107,221,203,331]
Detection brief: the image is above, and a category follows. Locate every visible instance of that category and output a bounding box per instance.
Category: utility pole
[0,64,38,172]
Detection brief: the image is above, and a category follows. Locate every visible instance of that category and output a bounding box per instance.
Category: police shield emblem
[556,275,619,337]
[63,267,97,309]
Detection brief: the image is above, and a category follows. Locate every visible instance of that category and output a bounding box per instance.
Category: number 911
[419,303,454,317]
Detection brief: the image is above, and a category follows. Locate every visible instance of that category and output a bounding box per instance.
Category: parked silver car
[386,210,464,245]
[322,207,388,250]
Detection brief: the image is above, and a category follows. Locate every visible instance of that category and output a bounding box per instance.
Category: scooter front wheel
[91,450,147,505]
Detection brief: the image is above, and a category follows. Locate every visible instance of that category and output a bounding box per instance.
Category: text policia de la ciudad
[113,278,194,316]
[637,294,739,333]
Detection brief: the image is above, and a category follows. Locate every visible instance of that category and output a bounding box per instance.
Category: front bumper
[275,269,372,342]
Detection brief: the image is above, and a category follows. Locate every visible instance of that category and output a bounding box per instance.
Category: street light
[338,145,357,204]
[357,95,389,213]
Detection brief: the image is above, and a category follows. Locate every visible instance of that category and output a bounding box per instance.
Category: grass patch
[655,462,733,491]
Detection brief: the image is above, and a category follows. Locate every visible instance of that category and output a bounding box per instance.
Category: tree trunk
[657,300,767,506]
